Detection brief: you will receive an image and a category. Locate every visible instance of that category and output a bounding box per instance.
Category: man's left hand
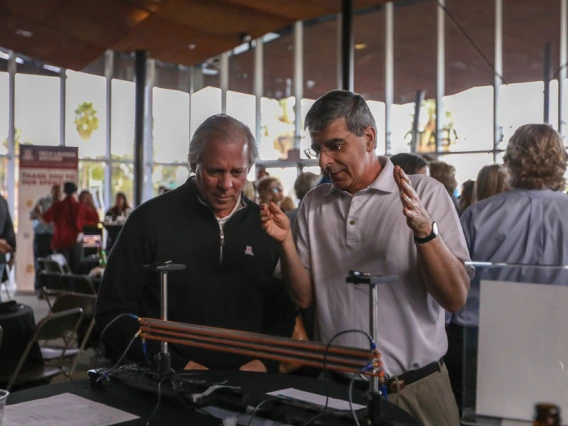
[239,359,267,372]
[393,166,433,239]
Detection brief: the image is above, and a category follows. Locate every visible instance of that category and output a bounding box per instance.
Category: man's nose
[318,150,333,169]
[218,174,233,190]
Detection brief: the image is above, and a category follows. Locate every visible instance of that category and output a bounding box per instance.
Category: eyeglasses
[304,132,353,160]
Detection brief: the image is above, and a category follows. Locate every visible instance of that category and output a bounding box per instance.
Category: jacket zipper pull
[219,227,225,264]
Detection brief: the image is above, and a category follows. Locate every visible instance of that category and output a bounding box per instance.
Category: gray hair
[294,172,319,201]
[188,114,258,170]
[304,90,377,148]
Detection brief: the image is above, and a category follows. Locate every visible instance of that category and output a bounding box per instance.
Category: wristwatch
[414,222,439,244]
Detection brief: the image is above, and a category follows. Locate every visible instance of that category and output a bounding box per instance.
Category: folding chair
[0,308,83,391]
[38,271,67,311]
[60,274,97,295]
[43,294,98,377]
[37,257,66,274]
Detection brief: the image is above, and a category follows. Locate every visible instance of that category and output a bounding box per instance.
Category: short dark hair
[304,90,377,148]
[63,182,77,195]
[390,153,429,175]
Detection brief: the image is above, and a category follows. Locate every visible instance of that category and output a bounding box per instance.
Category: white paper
[266,388,365,411]
[477,280,568,424]
[3,393,139,426]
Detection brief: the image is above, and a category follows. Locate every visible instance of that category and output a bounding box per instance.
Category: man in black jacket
[0,195,16,301]
[95,114,297,372]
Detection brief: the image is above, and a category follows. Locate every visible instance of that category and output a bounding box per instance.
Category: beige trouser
[388,364,460,426]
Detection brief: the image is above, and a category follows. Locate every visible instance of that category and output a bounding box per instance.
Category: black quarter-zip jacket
[95,177,297,371]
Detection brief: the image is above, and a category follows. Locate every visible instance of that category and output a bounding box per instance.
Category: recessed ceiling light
[355,43,367,50]
[188,44,196,50]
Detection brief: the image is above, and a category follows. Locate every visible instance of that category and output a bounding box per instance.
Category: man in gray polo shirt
[261,90,473,426]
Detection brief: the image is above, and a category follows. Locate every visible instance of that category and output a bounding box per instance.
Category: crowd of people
[1,89,567,425]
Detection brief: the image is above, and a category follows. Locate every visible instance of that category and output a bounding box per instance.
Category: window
[111,80,135,160]
[153,87,190,163]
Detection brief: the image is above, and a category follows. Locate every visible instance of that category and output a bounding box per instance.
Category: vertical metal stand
[143,261,186,380]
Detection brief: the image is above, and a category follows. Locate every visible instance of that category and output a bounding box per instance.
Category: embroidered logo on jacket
[244,246,254,256]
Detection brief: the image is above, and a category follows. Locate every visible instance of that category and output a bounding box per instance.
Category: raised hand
[393,166,433,239]
[260,202,290,243]
[0,239,13,255]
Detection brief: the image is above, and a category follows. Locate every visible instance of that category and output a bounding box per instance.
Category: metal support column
[133,50,147,207]
[493,0,503,162]
[294,21,303,150]
[436,0,445,156]
[220,52,229,114]
[189,65,195,140]
[144,59,155,202]
[560,0,567,134]
[544,43,551,124]
[104,50,113,211]
[337,14,343,89]
[7,52,16,216]
[341,0,354,91]
[60,69,66,146]
[385,2,394,155]
[254,38,264,148]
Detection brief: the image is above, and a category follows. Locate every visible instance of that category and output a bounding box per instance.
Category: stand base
[155,352,172,381]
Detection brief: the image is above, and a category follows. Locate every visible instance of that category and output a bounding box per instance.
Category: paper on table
[3,393,139,426]
[266,388,365,411]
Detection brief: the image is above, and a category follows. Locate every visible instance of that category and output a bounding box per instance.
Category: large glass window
[153,87,190,163]
[190,87,221,139]
[78,161,105,211]
[15,73,60,147]
[152,164,189,195]
[111,162,134,207]
[66,70,107,159]
[111,80,135,160]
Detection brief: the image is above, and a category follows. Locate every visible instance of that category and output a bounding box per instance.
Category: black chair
[42,294,98,377]
[0,308,84,391]
[60,274,97,295]
[38,271,67,311]
[37,257,67,274]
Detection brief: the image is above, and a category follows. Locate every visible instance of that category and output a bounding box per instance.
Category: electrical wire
[301,329,375,426]
[348,375,361,426]
[245,397,283,426]
[93,313,138,369]
[146,376,171,426]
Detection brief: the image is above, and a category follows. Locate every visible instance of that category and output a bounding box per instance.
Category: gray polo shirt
[294,156,473,376]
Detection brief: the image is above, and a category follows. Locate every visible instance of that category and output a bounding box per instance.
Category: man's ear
[190,163,197,173]
[365,127,377,152]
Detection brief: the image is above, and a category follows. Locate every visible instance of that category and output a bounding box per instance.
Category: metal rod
[104,50,113,211]
[436,0,445,155]
[494,0,503,162]
[7,51,16,216]
[341,0,354,91]
[220,52,229,114]
[370,284,379,393]
[134,50,147,207]
[254,38,264,149]
[385,1,394,155]
[560,0,567,133]
[294,21,303,150]
[144,59,155,202]
[411,90,425,153]
[60,68,66,146]
[544,43,551,124]
[160,271,168,354]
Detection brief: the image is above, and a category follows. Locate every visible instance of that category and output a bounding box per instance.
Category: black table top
[7,370,419,425]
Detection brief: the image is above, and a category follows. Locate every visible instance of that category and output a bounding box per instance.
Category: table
[0,303,43,376]
[7,371,419,425]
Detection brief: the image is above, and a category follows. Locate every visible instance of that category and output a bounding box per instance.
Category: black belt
[331,358,444,394]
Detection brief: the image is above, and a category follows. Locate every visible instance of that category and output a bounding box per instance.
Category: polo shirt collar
[326,155,398,196]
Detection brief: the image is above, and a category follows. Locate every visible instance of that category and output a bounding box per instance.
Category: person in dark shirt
[0,195,16,301]
[95,114,297,373]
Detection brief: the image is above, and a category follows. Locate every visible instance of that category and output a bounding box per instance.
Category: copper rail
[139,318,382,377]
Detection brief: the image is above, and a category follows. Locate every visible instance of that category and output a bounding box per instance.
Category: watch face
[432,222,439,236]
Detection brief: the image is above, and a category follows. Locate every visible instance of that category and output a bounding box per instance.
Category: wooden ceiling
[0,0,561,103]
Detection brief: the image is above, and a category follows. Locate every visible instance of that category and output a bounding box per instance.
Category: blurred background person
[474,164,509,204]
[390,152,430,175]
[258,176,295,212]
[458,180,475,215]
[105,192,130,221]
[43,182,83,273]
[430,160,459,212]
[79,190,100,224]
[242,180,257,203]
[286,172,319,224]
[30,184,60,296]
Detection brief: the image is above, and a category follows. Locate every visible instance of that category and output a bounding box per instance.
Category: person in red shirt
[79,190,100,225]
[42,182,85,273]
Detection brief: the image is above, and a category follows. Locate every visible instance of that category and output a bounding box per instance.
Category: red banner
[19,145,79,170]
